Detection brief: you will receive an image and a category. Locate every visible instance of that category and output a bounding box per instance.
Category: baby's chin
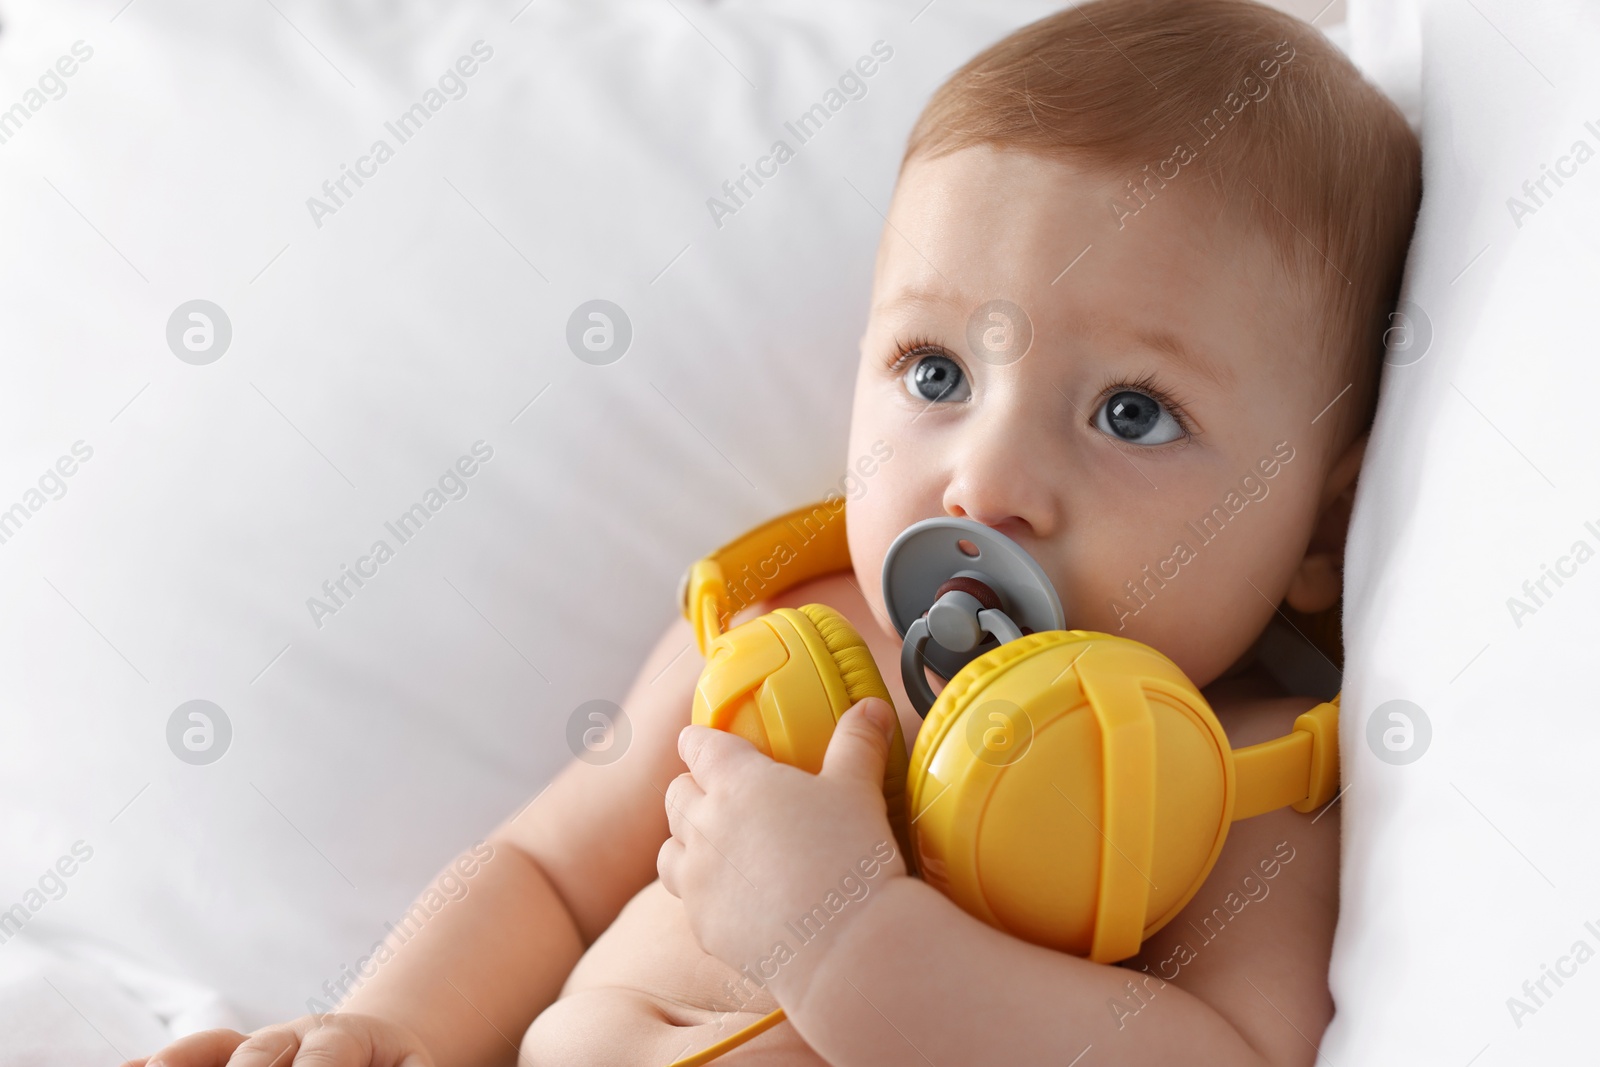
[838,559,902,643]
[851,563,903,644]
[1125,622,1266,697]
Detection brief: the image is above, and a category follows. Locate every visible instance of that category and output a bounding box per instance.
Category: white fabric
[1330,0,1600,1061]
[0,0,1075,1054]
[0,932,235,1065]
[1345,0,1421,132]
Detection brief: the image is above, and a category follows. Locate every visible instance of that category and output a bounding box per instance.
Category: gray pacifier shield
[881,516,1065,682]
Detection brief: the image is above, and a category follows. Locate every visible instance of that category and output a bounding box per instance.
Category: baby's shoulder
[1203,654,1333,748]
[739,568,871,618]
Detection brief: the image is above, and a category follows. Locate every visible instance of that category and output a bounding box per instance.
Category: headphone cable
[664,1006,788,1066]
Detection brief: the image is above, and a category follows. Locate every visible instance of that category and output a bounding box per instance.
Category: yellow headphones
[666,498,1340,1065]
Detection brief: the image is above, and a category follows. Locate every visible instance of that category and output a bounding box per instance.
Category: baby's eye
[901,352,971,404]
[1094,389,1185,446]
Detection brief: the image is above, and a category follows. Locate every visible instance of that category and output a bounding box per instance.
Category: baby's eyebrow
[873,286,957,318]
[1131,324,1236,390]
[874,286,1235,389]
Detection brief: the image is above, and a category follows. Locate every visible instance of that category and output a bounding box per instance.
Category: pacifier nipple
[926,578,1003,652]
[935,576,1003,610]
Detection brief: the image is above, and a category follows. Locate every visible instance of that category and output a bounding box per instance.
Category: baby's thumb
[819,698,897,785]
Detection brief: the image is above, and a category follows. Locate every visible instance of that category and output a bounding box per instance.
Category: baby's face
[845,145,1348,689]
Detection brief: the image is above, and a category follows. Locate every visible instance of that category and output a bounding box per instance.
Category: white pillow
[0,0,1071,1042]
[1329,0,1600,1060]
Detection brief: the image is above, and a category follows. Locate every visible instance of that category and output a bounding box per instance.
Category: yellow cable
[665,1007,787,1066]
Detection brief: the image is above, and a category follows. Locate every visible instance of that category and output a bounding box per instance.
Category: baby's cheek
[845,502,904,607]
[1065,543,1238,682]
[1059,537,1175,630]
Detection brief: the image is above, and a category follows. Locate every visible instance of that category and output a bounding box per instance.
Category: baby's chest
[526,881,824,1067]
[562,878,781,1016]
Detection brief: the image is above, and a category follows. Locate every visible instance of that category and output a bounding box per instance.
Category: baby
[129,0,1419,1064]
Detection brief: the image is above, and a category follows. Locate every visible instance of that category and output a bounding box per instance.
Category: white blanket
[0,0,1069,1054]
[1328,0,1600,1061]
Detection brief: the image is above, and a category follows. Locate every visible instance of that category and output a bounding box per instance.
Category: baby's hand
[120,1012,432,1067]
[657,697,909,1006]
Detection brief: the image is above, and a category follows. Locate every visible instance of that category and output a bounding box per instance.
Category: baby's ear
[1285,433,1368,614]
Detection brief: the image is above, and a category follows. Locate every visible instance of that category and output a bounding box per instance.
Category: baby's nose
[945,505,1032,543]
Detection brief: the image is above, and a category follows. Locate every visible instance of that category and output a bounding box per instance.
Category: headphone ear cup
[690,604,914,865]
[908,630,1066,799]
[904,630,1236,962]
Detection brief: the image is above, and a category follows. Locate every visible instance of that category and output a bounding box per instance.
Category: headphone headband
[678,497,852,656]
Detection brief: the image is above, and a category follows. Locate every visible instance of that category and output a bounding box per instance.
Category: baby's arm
[789,802,1338,1067]
[134,610,707,1067]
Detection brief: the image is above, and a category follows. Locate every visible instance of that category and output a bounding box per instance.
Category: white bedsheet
[1329,0,1600,1061]
[0,0,1074,1056]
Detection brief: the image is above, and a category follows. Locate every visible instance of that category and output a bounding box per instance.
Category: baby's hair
[902,0,1422,454]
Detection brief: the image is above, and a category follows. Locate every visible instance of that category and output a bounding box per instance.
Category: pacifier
[881,516,1067,717]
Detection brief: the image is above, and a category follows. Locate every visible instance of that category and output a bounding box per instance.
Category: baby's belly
[520,879,827,1067]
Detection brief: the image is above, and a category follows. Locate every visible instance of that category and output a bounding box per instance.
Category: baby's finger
[214,1027,300,1066]
[818,699,896,786]
[125,1028,249,1067]
[657,836,686,896]
[677,724,763,786]
[661,771,704,838]
[292,1023,370,1064]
